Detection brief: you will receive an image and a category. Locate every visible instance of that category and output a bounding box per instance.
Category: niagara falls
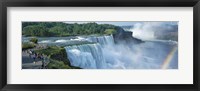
[22,22,178,69]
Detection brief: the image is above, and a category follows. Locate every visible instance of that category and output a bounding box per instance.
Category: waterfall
[65,43,106,69]
[64,35,118,69]
[87,35,114,46]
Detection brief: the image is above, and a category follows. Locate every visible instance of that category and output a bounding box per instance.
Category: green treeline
[22,22,120,37]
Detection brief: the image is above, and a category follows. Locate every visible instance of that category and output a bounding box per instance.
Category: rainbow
[161,46,178,69]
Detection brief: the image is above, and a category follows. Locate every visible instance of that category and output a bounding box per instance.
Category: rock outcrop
[113,27,143,45]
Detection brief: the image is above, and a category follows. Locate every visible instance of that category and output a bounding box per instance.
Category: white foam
[38,40,52,43]
[55,39,68,43]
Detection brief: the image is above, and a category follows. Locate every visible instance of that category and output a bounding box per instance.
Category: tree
[23,25,50,36]
[104,29,117,35]
[22,22,121,37]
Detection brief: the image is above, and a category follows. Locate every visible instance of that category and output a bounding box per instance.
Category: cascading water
[87,35,114,46]
[64,35,114,69]
[65,43,106,69]
[63,34,177,69]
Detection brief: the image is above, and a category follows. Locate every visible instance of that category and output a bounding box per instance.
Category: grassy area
[22,42,36,50]
[22,37,38,50]
[35,46,80,69]
[104,29,116,35]
[47,60,71,69]
[30,37,38,44]
[47,60,80,69]
[35,46,68,61]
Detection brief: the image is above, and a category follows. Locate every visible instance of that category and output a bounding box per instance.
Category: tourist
[38,54,43,59]
[41,58,45,69]
[28,50,32,58]
[33,53,37,61]
[43,54,46,62]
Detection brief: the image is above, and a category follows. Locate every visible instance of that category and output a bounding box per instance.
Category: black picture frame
[0,0,199,91]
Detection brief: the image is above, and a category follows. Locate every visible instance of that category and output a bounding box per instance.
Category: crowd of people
[26,49,47,69]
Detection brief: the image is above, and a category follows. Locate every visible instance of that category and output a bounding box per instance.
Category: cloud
[129,22,178,41]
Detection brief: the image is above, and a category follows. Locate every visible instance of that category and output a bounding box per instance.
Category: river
[22,35,178,69]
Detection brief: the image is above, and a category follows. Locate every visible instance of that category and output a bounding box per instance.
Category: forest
[22,22,119,37]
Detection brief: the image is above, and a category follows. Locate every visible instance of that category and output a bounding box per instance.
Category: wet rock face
[113,28,143,45]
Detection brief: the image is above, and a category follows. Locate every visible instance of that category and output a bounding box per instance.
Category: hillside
[22,22,121,37]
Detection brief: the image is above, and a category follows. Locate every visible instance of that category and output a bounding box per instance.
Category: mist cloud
[129,22,178,41]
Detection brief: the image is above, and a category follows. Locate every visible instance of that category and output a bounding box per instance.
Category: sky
[64,21,178,26]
